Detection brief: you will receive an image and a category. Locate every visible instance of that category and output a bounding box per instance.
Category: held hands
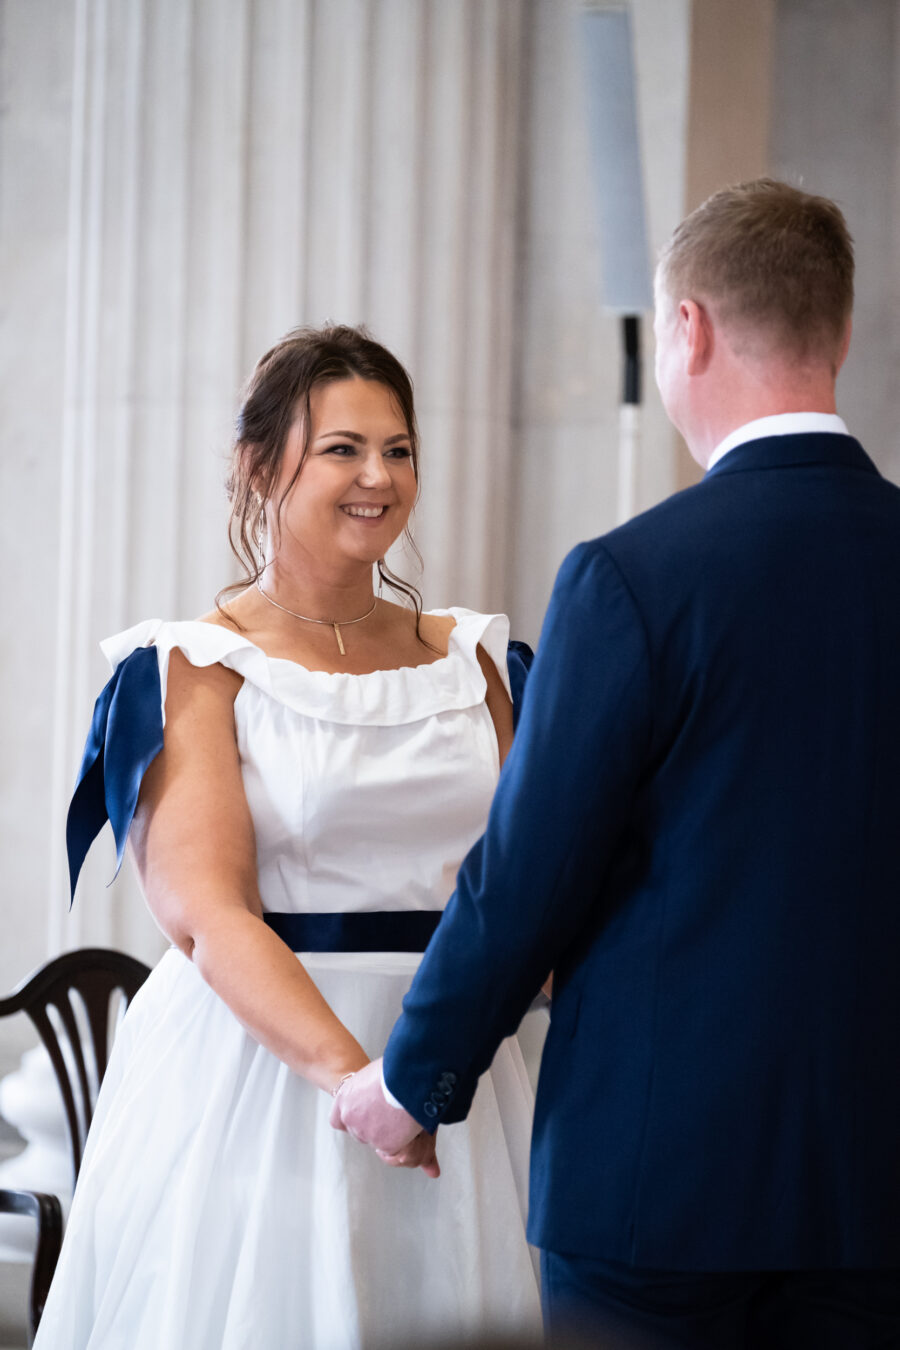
[375,1129,440,1177]
[329,1058,440,1179]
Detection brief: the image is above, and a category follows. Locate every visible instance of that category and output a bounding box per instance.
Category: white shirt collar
[706,412,850,472]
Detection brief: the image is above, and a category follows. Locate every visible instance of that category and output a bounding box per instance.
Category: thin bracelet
[331,1072,356,1098]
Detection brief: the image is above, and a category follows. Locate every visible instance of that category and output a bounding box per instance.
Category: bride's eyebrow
[315,430,410,445]
[316,429,366,443]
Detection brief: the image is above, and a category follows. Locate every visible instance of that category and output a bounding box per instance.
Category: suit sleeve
[383,541,652,1128]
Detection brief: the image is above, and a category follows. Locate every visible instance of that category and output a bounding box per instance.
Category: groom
[332,180,900,1347]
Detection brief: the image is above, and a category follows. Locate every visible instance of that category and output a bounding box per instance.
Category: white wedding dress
[34,610,542,1350]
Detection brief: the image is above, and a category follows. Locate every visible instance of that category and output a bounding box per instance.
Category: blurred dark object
[373,1332,602,1350]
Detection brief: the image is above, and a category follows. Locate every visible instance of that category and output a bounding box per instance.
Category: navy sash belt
[264,910,442,953]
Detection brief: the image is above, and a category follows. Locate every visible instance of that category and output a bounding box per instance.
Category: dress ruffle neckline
[100,608,513,727]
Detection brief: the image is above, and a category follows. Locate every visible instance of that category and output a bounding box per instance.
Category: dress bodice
[72,610,522,921]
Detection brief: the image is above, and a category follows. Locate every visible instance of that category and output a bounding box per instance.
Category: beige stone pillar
[675,0,776,489]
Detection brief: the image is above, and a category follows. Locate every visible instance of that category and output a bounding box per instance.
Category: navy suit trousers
[541,1250,900,1350]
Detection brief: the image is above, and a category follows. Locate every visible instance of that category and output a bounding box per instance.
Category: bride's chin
[335,543,395,569]
[351,535,403,564]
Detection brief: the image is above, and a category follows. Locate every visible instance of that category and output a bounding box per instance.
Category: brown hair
[658,178,854,361]
[221,324,426,626]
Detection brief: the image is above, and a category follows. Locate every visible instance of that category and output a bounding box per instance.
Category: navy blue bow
[65,646,164,906]
[506,640,534,729]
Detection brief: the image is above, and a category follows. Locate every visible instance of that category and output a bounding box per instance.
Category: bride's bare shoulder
[416,610,457,655]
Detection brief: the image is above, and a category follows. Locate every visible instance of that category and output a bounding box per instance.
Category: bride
[37,325,542,1349]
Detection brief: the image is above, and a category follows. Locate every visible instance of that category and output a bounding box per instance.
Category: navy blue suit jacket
[384,433,900,1270]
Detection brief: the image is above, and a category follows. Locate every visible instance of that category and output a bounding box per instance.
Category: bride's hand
[376,1129,440,1179]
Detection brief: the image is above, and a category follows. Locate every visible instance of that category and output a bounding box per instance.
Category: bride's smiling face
[271,377,418,569]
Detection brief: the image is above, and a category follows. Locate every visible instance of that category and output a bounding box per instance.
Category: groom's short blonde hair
[658,179,854,362]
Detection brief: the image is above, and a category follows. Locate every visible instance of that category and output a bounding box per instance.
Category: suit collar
[707,412,849,470]
[703,432,879,481]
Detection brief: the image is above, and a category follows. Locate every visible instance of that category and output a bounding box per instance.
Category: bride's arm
[476,646,514,765]
[128,649,369,1094]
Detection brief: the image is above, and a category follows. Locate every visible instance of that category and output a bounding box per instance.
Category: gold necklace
[256,580,377,656]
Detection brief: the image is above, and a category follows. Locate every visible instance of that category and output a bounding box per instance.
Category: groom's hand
[330,1058,431,1165]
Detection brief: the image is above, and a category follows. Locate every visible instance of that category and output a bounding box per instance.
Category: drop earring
[377,563,384,600]
[256,503,266,575]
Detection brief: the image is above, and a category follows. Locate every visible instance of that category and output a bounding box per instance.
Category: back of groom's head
[658,179,854,366]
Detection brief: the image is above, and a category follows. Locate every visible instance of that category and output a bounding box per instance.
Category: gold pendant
[333,622,346,656]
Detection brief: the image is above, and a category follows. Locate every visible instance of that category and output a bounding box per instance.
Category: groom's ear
[682,299,714,377]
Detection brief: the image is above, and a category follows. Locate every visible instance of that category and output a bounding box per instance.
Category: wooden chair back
[0,947,150,1180]
[0,946,151,1342]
